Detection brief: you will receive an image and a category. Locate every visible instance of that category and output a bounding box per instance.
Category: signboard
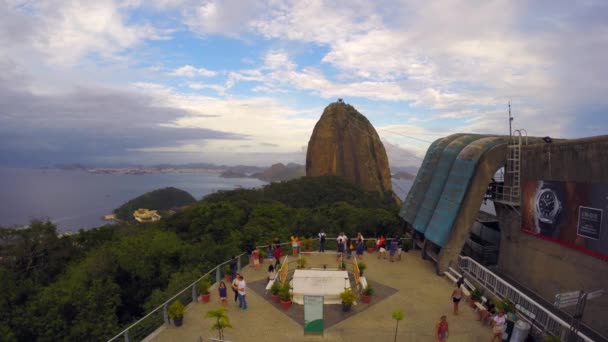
[554,291,581,309]
[521,180,608,261]
[304,295,324,335]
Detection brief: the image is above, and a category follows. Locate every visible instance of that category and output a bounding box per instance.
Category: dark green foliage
[0,176,402,340]
[114,187,196,221]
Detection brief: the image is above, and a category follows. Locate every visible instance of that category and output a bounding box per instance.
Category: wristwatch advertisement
[534,181,563,236]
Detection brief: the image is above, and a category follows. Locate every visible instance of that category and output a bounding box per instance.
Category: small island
[113,187,196,222]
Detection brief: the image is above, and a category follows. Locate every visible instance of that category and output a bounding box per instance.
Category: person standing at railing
[319,231,326,252]
[290,235,299,256]
[272,236,281,250]
[252,247,260,270]
[389,239,397,262]
[231,273,240,305]
[237,274,248,310]
[273,245,283,269]
[355,238,364,259]
[345,237,353,259]
[337,234,345,261]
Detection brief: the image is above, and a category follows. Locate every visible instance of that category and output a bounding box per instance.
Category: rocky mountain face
[306,101,392,194]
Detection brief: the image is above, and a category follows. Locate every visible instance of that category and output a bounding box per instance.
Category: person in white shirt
[237,275,248,310]
[491,310,507,342]
[318,231,326,252]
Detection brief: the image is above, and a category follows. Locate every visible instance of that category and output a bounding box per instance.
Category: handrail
[458,256,593,342]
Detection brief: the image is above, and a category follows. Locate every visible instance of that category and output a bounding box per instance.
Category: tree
[392,309,404,342]
[205,308,232,340]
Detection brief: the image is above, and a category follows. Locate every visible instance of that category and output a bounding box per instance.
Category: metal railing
[458,256,593,342]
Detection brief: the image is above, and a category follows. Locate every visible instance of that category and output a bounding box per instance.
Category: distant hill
[220,163,305,182]
[114,187,196,221]
[392,171,416,180]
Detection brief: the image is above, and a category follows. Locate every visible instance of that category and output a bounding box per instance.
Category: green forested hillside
[0,177,402,341]
[113,187,196,221]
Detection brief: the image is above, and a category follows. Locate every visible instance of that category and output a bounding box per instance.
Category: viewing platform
[146,250,491,341]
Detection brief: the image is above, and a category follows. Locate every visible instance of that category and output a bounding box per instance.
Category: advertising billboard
[521,180,608,261]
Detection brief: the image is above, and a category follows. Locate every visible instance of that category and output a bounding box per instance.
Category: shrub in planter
[279,282,292,310]
[469,288,482,307]
[358,261,367,276]
[270,281,281,302]
[258,248,267,263]
[361,286,374,303]
[494,298,516,314]
[224,264,232,282]
[340,288,357,312]
[168,300,185,326]
[297,257,308,269]
[198,276,212,303]
[366,239,375,252]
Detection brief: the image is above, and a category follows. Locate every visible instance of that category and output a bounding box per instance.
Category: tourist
[273,245,283,269]
[272,236,281,250]
[376,235,386,252]
[378,242,387,259]
[451,284,463,315]
[396,238,403,261]
[456,276,465,289]
[356,232,364,244]
[435,315,449,342]
[252,247,260,270]
[319,230,326,252]
[231,273,240,304]
[355,238,365,259]
[291,235,299,256]
[237,274,248,310]
[491,310,507,342]
[345,237,353,259]
[229,256,238,279]
[482,301,496,324]
[218,281,228,307]
[389,239,397,262]
[267,264,276,283]
[337,234,345,261]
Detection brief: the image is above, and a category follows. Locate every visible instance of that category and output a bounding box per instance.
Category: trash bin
[509,320,531,342]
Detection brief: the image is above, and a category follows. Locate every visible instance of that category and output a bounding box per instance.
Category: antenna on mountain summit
[337,98,344,103]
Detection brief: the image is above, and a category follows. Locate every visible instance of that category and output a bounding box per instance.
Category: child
[252,247,260,270]
[389,239,397,262]
[267,265,276,283]
[219,281,228,307]
[378,243,387,259]
[435,315,449,342]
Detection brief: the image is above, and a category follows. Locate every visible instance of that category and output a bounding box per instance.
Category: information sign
[304,295,324,335]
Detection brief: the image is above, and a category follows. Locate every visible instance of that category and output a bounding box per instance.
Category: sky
[1,0,607,167]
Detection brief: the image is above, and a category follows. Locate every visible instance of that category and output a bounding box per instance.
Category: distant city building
[133,208,161,222]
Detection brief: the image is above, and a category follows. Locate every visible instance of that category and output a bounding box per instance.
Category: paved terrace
[148,250,491,341]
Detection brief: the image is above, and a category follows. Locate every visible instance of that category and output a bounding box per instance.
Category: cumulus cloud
[171,65,217,78]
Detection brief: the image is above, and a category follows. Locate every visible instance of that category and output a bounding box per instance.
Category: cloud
[171,65,217,78]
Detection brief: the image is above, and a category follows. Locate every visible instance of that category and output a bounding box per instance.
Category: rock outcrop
[306,101,392,194]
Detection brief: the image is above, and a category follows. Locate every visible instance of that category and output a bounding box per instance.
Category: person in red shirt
[435,315,449,342]
[273,246,283,269]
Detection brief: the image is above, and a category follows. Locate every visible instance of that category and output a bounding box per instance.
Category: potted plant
[297,257,308,269]
[168,300,185,326]
[205,308,232,340]
[361,286,374,303]
[198,276,212,303]
[495,298,516,314]
[469,288,482,308]
[279,282,292,310]
[258,248,267,264]
[358,261,367,276]
[340,288,357,312]
[224,264,232,282]
[270,280,281,302]
[303,237,314,254]
[366,239,375,253]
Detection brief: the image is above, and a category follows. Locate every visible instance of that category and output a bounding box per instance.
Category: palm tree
[392,309,404,342]
[205,308,232,340]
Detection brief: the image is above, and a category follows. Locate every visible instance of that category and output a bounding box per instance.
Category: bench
[444,271,458,284]
[464,279,476,292]
[265,277,277,292]
[449,267,462,279]
[359,276,368,291]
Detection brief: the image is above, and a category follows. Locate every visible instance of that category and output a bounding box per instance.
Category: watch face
[538,191,557,217]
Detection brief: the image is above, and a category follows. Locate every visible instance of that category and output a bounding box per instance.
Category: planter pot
[367,247,374,253]
[361,295,371,304]
[173,316,183,327]
[272,294,280,302]
[200,293,211,303]
[342,303,352,312]
[280,299,292,310]
[225,275,232,282]
[469,300,477,308]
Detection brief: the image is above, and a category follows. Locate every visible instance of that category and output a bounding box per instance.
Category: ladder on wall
[494,129,527,208]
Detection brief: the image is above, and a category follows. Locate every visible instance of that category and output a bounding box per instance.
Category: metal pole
[216,266,221,284]
[192,284,198,303]
[163,303,169,325]
[508,101,513,139]
[124,330,129,342]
